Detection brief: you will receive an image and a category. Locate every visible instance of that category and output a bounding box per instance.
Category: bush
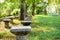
[0,33,4,39]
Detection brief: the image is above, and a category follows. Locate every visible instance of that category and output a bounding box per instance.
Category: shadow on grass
[30,15,60,40]
[32,15,60,28]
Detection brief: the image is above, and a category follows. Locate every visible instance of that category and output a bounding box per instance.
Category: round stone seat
[10,26,31,35]
[5,16,19,19]
[3,18,11,22]
[3,19,11,29]
[21,21,31,26]
[5,16,15,19]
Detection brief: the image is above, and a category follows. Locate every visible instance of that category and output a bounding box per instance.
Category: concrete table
[3,19,11,29]
[5,16,19,24]
[10,26,31,40]
[5,16,15,19]
[5,16,15,23]
[21,21,31,26]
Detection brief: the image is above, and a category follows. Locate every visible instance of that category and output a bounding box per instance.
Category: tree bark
[32,0,35,16]
[20,0,26,20]
[44,2,48,15]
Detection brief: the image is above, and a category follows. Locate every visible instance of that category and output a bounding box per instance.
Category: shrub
[0,33,4,39]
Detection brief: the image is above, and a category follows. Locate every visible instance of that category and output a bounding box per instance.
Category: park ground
[0,15,60,40]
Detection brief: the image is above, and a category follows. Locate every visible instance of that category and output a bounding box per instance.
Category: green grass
[0,30,15,39]
[28,15,60,40]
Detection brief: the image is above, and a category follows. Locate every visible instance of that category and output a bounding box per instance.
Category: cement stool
[5,16,15,23]
[5,16,15,20]
[3,19,11,29]
[21,21,31,26]
[10,26,31,40]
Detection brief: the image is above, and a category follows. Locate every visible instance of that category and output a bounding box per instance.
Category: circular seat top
[10,26,31,33]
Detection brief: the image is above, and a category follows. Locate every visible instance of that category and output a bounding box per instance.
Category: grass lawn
[0,15,60,40]
[28,15,60,40]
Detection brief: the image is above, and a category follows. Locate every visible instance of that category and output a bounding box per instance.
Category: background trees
[0,0,60,18]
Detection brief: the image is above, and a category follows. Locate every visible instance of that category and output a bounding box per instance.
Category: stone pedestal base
[16,35,26,40]
[5,21,9,28]
[10,26,31,40]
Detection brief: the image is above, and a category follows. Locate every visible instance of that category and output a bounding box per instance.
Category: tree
[20,0,26,20]
[32,0,35,16]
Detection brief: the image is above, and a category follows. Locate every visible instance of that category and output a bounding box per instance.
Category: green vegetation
[0,15,60,40]
[28,15,60,40]
[0,0,60,40]
[0,30,15,39]
[0,33,4,39]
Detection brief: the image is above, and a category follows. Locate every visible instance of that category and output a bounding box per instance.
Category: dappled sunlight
[32,27,56,32]
[32,20,39,23]
[32,16,38,19]
[35,15,52,18]
[13,19,21,25]
[34,36,39,40]
[46,38,53,40]
[48,22,53,24]
[39,15,52,17]
[32,15,60,28]
[0,0,4,3]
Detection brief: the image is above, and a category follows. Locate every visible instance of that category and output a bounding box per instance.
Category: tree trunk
[20,0,26,20]
[32,0,35,16]
[44,2,48,15]
[44,7,47,15]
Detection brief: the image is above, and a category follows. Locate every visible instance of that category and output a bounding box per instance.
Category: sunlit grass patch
[30,15,60,40]
[32,26,56,34]
[0,30,15,39]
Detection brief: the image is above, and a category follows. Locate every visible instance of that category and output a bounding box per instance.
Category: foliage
[0,0,60,17]
[0,0,20,17]
[0,33,4,39]
[11,9,20,16]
